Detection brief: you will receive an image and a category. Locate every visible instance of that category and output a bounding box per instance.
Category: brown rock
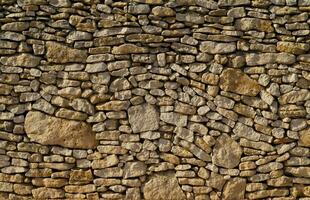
[277,42,310,55]
[24,111,97,149]
[46,41,87,63]
[235,18,274,32]
[143,171,186,200]
[219,69,261,96]
[69,170,93,184]
[222,178,246,200]
[32,187,65,199]
[299,127,310,147]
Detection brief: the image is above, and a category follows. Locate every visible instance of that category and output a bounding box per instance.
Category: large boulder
[24,111,97,149]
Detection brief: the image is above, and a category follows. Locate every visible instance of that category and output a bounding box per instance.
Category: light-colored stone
[219,69,261,96]
[128,104,159,133]
[212,133,242,168]
[0,53,41,67]
[200,41,236,54]
[222,178,246,200]
[143,171,186,200]
[24,111,97,149]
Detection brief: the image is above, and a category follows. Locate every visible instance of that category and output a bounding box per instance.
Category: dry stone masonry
[0,0,309,199]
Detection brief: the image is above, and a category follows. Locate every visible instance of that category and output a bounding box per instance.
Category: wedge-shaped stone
[25,111,97,149]
[128,104,159,133]
[212,133,242,168]
[219,69,261,96]
[233,122,261,141]
[143,171,186,200]
[46,41,87,63]
[0,53,41,67]
[235,18,274,32]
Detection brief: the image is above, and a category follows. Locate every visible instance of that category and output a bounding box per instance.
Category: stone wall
[0,0,309,199]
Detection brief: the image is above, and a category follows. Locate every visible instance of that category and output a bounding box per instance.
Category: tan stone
[299,127,310,147]
[69,170,93,184]
[278,89,310,105]
[24,111,97,149]
[32,187,65,199]
[112,44,148,54]
[91,155,119,169]
[222,178,246,200]
[235,18,274,32]
[219,69,261,96]
[143,171,186,200]
[0,53,41,67]
[126,34,164,43]
[277,42,310,55]
[152,6,175,16]
[212,133,242,168]
[46,41,87,63]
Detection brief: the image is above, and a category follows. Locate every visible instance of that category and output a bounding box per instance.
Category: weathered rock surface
[219,69,261,96]
[143,171,186,200]
[24,111,97,149]
[128,104,159,133]
[46,41,88,63]
[0,53,41,67]
[222,178,246,200]
[212,133,242,168]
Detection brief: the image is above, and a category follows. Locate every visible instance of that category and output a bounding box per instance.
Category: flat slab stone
[24,111,97,149]
[143,171,186,200]
[0,53,41,67]
[128,104,159,133]
[219,69,261,96]
[46,41,88,63]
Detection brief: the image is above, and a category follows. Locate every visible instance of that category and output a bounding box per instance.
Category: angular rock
[143,171,186,200]
[32,187,65,199]
[124,161,147,178]
[246,53,296,66]
[176,12,204,24]
[233,122,261,141]
[222,178,246,200]
[46,41,87,63]
[235,18,274,32]
[160,112,187,127]
[212,133,242,168]
[69,170,93,184]
[24,111,97,149]
[279,105,307,118]
[219,69,261,96]
[200,41,236,54]
[299,127,310,147]
[70,98,95,115]
[128,104,159,133]
[0,53,41,67]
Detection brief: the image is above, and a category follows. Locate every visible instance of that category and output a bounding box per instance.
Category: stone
[24,111,97,149]
[208,172,226,190]
[0,53,41,67]
[235,18,274,32]
[91,155,119,169]
[143,171,186,200]
[219,69,261,96]
[85,62,107,73]
[128,104,159,133]
[212,133,242,168]
[160,112,188,127]
[1,22,29,31]
[152,6,175,16]
[64,184,96,193]
[128,4,150,14]
[46,41,88,63]
[277,42,309,55]
[233,122,261,141]
[218,0,250,6]
[246,53,296,66]
[124,161,147,178]
[32,187,65,199]
[70,98,95,115]
[200,41,236,54]
[278,89,310,105]
[55,108,88,121]
[69,170,93,184]
[176,12,204,24]
[110,78,131,92]
[94,27,142,37]
[112,44,148,54]
[126,34,163,43]
[299,127,310,147]
[222,178,246,200]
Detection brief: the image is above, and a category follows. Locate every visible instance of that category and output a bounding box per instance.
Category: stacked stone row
[0,0,309,199]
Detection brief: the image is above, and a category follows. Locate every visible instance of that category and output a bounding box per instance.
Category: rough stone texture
[24,111,97,149]
[128,104,159,133]
[143,171,186,200]
[219,69,262,96]
[0,1,309,199]
[212,133,242,168]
